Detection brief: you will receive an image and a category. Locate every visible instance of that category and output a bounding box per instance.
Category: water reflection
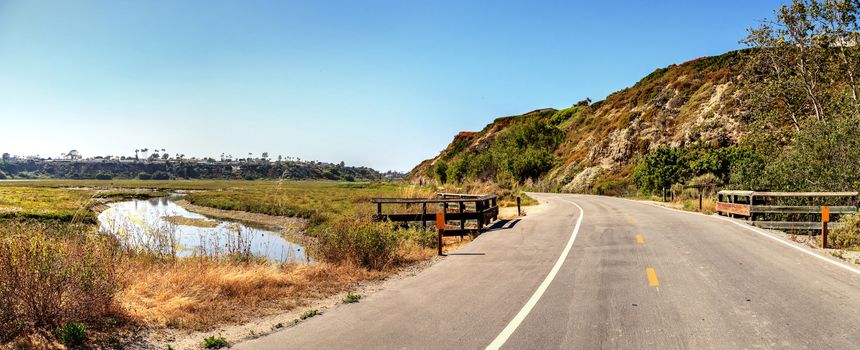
[98,195,309,263]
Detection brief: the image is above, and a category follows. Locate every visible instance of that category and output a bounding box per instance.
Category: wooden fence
[716,190,858,230]
[371,193,499,235]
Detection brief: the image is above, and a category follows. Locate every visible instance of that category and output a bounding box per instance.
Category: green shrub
[137,172,152,180]
[633,147,688,195]
[202,334,229,349]
[151,171,171,180]
[299,309,319,320]
[316,219,401,270]
[633,145,763,194]
[398,226,437,249]
[343,292,362,304]
[95,173,113,180]
[434,117,563,185]
[830,214,860,250]
[54,321,87,347]
[548,106,581,127]
[760,117,860,192]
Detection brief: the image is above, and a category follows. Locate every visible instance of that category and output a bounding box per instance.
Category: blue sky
[0,0,784,171]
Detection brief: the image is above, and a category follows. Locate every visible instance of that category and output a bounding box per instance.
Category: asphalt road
[237,193,860,349]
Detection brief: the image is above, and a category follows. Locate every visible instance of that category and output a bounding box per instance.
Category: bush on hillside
[433,161,448,184]
[440,118,563,186]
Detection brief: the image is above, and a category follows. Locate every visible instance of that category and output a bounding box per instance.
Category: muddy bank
[173,199,310,246]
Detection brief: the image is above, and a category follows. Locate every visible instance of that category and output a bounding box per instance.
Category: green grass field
[0,179,435,223]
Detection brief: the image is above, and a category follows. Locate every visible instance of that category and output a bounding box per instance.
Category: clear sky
[0,0,784,171]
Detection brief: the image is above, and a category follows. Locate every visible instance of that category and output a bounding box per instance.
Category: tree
[742,0,860,132]
[161,153,169,160]
[739,0,860,191]
[434,161,448,184]
[1,153,9,162]
[633,147,689,195]
[66,150,81,160]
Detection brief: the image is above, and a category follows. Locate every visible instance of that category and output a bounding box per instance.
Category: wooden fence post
[476,200,483,230]
[699,188,703,212]
[459,202,465,230]
[422,202,427,229]
[822,206,830,249]
[435,211,445,256]
[517,196,521,217]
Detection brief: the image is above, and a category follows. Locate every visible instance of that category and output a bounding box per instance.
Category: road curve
[237,193,860,349]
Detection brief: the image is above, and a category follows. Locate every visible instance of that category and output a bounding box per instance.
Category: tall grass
[0,221,120,342]
[315,217,435,270]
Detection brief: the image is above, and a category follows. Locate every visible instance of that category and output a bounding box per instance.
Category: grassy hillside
[411,51,746,194]
[415,0,860,197]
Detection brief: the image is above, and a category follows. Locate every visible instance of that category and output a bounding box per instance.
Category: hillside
[0,159,385,182]
[410,50,746,194]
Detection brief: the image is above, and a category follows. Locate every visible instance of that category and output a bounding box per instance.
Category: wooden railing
[716,190,858,230]
[371,193,499,233]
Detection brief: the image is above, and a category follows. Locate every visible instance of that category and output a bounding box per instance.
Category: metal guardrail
[716,190,858,231]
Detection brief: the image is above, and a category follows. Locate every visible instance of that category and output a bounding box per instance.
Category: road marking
[646,267,660,287]
[641,200,860,277]
[627,217,636,225]
[485,198,584,350]
[636,234,644,244]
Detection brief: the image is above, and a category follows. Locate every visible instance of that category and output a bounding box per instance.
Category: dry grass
[0,221,121,343]
[678,197,717,214]
[120,260,383,330]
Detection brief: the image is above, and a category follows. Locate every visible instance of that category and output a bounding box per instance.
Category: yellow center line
[635,234,644,244]
[646,267,660,287]
[626,218,636,225]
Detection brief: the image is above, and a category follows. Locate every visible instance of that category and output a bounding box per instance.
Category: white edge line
[637,198,860,277]
[485,198,584,350]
